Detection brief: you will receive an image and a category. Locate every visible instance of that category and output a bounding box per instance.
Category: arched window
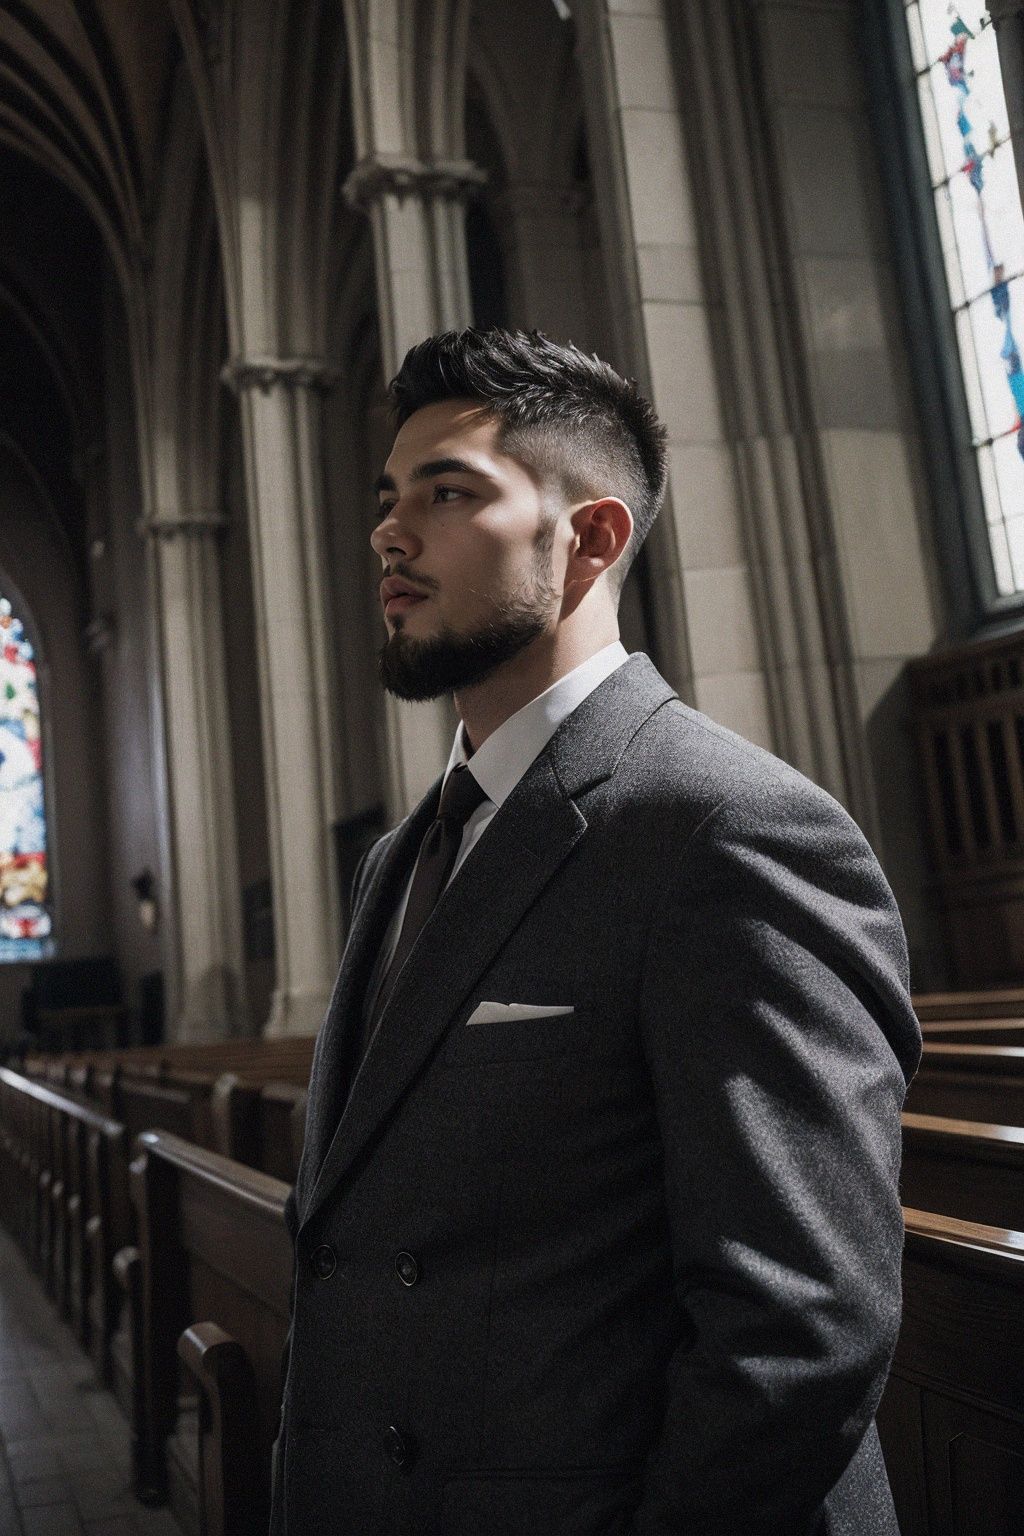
[905,3,1024,593]
[0,592,53,960]
[878,1,1024,623]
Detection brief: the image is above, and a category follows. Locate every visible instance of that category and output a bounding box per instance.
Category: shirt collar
[442,640,630,809]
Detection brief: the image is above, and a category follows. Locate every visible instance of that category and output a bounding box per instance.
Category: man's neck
[455,627,620,753]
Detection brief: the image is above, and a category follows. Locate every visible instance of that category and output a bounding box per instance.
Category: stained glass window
[904,3,1024,593]
[0,594,53,960]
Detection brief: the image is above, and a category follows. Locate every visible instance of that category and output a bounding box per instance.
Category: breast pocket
[440,1009,578,1067]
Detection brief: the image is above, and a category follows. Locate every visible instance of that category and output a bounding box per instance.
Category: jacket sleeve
[629,773,921,1535]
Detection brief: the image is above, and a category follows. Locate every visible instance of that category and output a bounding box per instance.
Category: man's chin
[376,616,547,702]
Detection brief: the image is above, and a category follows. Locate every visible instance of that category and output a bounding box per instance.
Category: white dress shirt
[363,640,629,1017]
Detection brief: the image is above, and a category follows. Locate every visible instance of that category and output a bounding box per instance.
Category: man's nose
[370,505,421,562]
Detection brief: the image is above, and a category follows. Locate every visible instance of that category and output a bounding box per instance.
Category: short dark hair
[386,328,668,597]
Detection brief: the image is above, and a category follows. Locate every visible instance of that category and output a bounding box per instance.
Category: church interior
[1,0,1024,1531]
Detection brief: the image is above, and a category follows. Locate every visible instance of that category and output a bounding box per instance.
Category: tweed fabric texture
[271,653,921,1536]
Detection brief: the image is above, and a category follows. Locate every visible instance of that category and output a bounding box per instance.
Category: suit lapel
[303,753,585,1225]
[300,653,678,1229]
[298,783,441,1207]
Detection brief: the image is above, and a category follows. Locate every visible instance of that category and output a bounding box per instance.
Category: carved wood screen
[910,630,1024,984]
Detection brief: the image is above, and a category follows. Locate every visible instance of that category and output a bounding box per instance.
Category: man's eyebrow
[374,457,490,496]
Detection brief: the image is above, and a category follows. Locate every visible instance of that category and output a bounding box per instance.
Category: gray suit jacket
[270,653,921,1535]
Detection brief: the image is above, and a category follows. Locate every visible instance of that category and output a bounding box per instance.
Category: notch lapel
[296,782,441,1211]
[301,752,586,1227]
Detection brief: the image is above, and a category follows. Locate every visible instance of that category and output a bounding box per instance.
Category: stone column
[342,154,486,815]
[573,0,762,737]
[137,508,247,1040]
[990,0,1024,214]
[221,355,344,1037]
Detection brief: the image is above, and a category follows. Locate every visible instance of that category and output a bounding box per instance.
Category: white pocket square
[466,1001,575,1026]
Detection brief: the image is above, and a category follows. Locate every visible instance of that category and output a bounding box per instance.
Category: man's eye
[433,486,464,503]
[373,502,394,521]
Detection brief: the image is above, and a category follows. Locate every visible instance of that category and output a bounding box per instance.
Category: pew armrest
[178,1322,265,1536]
[113,1244,162,1506]
[85,1214,112,1384]
[112,1243,139,1293]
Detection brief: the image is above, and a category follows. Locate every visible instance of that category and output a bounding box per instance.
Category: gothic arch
[0,433,109,972]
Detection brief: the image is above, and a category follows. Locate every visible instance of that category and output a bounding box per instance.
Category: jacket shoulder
[630,696,857,839]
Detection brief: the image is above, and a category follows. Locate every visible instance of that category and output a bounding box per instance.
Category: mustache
[385,561,439,595]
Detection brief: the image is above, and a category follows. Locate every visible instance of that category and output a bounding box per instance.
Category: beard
[378,548,558,703]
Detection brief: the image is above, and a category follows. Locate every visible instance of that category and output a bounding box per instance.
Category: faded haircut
[386,328,668,597]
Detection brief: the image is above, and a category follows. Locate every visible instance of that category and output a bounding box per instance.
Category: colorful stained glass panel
[935,185,968,307]
[0,595,53,961]
[970,279,1023,439]
[954,305,990,438]
[994,431,1024,549]
[905,3,1024,593]
[989,516,1014,594]
[979,441,1003,522]
[1004,514,1024,588]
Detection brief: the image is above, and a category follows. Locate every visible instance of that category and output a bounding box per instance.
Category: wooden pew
[904,1042,1024,1126]
[208,1076,307,1182]
[51,1041,315,1169]
[0,1067,129,1381]
[255,1082,307,1183]
[127,1129,291,1535]
[91,1056,311,1174]
[105,1065,305,1428]
[879,1210,1024,1536]
[900,1112,1024,1231]
[913,987,1024,1022]
[52,1037,314,1179]
[11,1048,1024,1536]
[32,1035,317,1093]
[0,1058,302,1404]
[920,1018,1024,1046]
[114,1117,1024,1536]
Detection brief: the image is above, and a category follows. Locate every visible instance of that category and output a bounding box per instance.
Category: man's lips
[380,577,431,617]
[383,592,428,617]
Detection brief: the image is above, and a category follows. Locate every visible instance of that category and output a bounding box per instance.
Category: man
[271,328,921,1535]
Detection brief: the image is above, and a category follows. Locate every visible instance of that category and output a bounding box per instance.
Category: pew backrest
[920,1018,1024,1046]
[913,988,1024,1022]
[880,1208,1024,1536]
[906,1043,1024,1126]
[900,1111,1024,1231]
[129,1128,292,1523]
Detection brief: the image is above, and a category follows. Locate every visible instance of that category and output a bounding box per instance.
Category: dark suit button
[383,1425,411,1468]
[310,1244,336,1280]
[395,1251,419,1287]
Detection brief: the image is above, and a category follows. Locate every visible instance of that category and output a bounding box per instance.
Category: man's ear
[568,497,634,586]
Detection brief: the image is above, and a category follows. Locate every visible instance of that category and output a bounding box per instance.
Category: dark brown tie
[360,764,488,1057]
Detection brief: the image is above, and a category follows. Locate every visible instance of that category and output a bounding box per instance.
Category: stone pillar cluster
[340,154,483,816]
[136,509,244,1040]
[219,356,345,1037]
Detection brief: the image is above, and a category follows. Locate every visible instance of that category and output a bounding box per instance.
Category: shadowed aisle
[0,1224,183,1536]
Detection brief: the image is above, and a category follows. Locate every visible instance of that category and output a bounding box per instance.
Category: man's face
[371,399,563,701]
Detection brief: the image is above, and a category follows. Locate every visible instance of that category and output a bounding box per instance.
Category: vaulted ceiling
[0,1,176,243]
[0,1,179,569]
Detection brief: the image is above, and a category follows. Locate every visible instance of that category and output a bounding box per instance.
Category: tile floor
[0,1223,183,1536]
